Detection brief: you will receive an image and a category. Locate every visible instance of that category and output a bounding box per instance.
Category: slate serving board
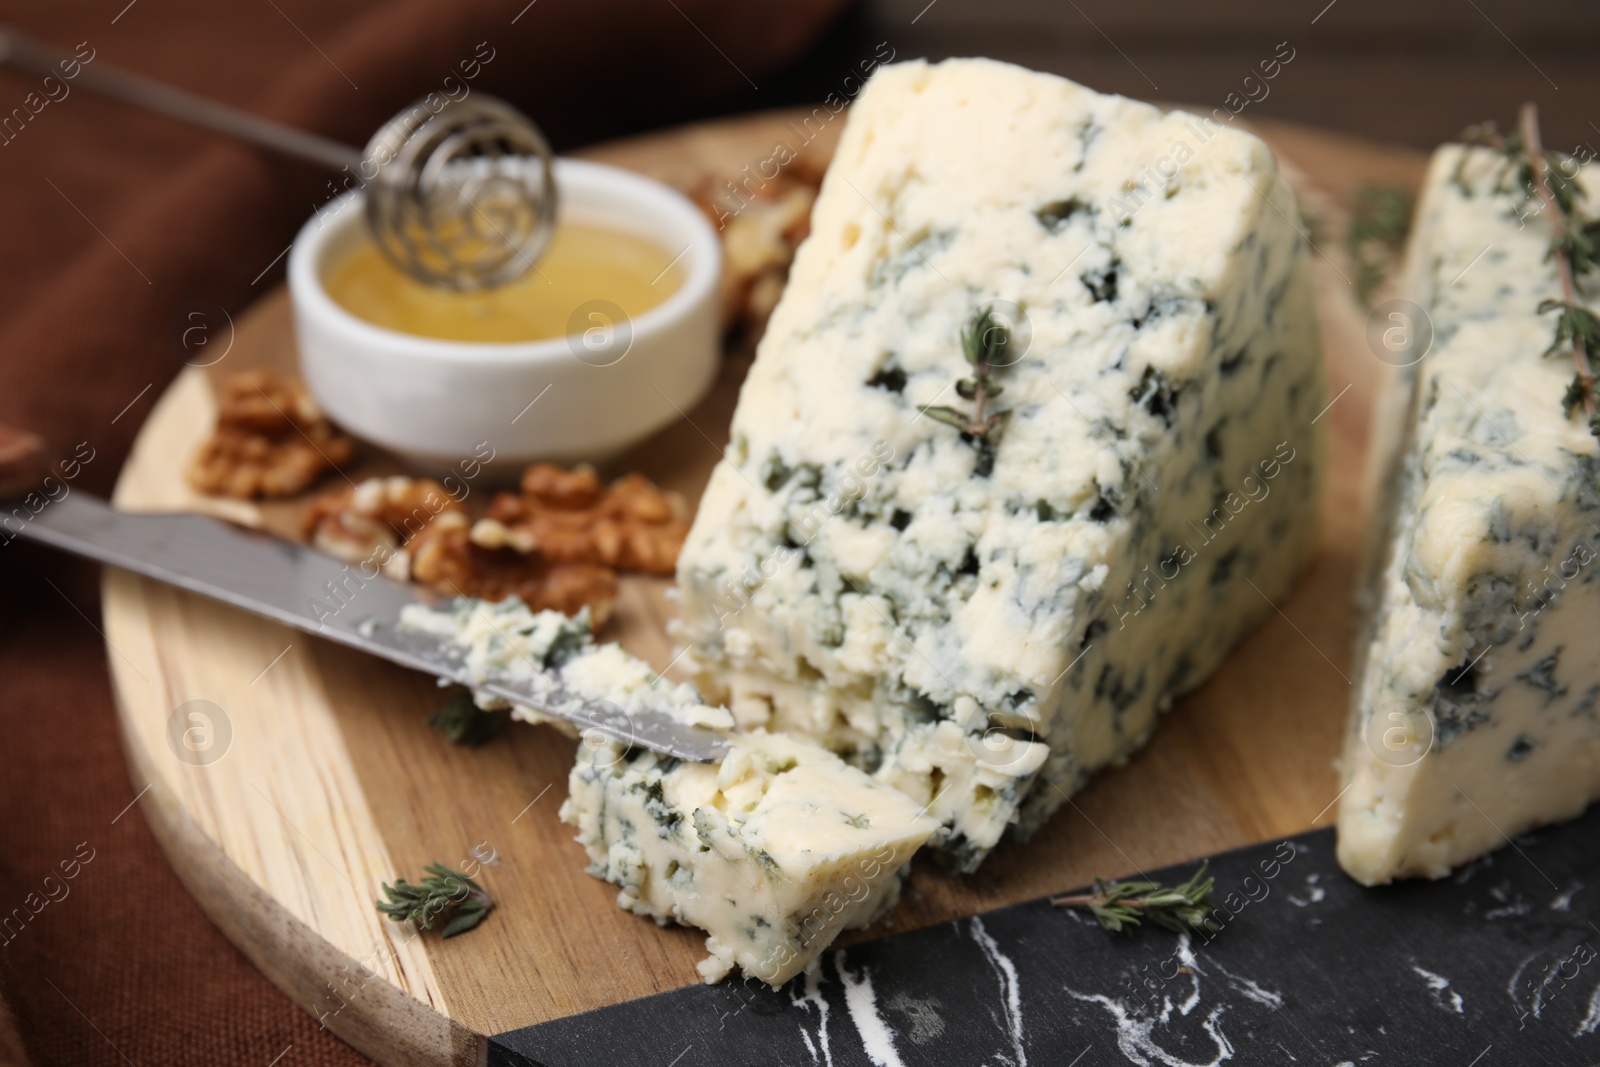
[493,809,1600,1066]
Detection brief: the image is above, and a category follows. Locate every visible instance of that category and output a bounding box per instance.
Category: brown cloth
[0,1,845,1063]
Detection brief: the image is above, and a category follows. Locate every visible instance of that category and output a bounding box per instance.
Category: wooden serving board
[101,109,1426,1066]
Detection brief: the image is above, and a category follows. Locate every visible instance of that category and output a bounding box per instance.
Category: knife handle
[0,422,48,501]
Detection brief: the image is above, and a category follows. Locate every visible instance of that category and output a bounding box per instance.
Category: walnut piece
[690,167,821,340]
[303,472,621,627]
[409,519,617,626]
[479,464,688,576]
[188,370,354,499]
[302,476,465,581]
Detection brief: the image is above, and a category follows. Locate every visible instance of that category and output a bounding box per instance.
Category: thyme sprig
[1461,104,1600,438]
[428,690,508,746]
[376,862,494,938]
[1346,183,1414,305]
[920,306,1015,444]
[1051,861,1218,935]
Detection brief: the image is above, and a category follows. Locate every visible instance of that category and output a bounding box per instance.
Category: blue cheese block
[561,732,938,987]
[1337,145,1600,885]
[675,57,1325,870]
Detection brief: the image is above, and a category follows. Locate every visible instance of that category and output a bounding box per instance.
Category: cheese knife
[11,492,728,762]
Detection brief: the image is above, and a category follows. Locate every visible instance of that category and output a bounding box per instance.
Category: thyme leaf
[428,690,508,746]
[376,862,494,938]
[919,306,1018,452]
[1051,861,1218,935]
[1346,183,1414,305]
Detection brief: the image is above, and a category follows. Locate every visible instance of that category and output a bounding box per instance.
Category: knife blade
[13,493,727,762]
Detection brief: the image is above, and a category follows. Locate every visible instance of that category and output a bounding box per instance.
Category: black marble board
[490,808,1600,1066]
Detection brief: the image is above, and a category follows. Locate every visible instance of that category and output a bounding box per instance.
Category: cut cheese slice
[562,731,937,987]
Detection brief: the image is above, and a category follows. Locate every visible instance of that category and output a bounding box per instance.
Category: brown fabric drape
[0,1,846,1062]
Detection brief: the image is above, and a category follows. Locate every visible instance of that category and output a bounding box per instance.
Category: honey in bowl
[322,220,683,344]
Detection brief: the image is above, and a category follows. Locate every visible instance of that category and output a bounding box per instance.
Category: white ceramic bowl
[288,158,722,470]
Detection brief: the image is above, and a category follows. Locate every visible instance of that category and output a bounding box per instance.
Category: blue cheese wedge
[562,731,937,987]
[675,57,1325,870]
[1337,145,1600,885]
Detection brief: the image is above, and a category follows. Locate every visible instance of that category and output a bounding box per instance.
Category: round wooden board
[103,108,1425,1066]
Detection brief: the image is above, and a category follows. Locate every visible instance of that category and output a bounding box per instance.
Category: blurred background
[1,0,1593,331]
[0,0,1587,342]
[767,0,1599,150]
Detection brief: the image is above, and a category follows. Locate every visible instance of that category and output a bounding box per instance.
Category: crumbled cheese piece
[397,598,733,734]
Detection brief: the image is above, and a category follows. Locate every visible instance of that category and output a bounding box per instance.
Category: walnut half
[691,166,822,341]
[301,476,465,582]
[188,370,354,499]
[480,464,688,576]
[303,473,619,627]
[410,519,617,625]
